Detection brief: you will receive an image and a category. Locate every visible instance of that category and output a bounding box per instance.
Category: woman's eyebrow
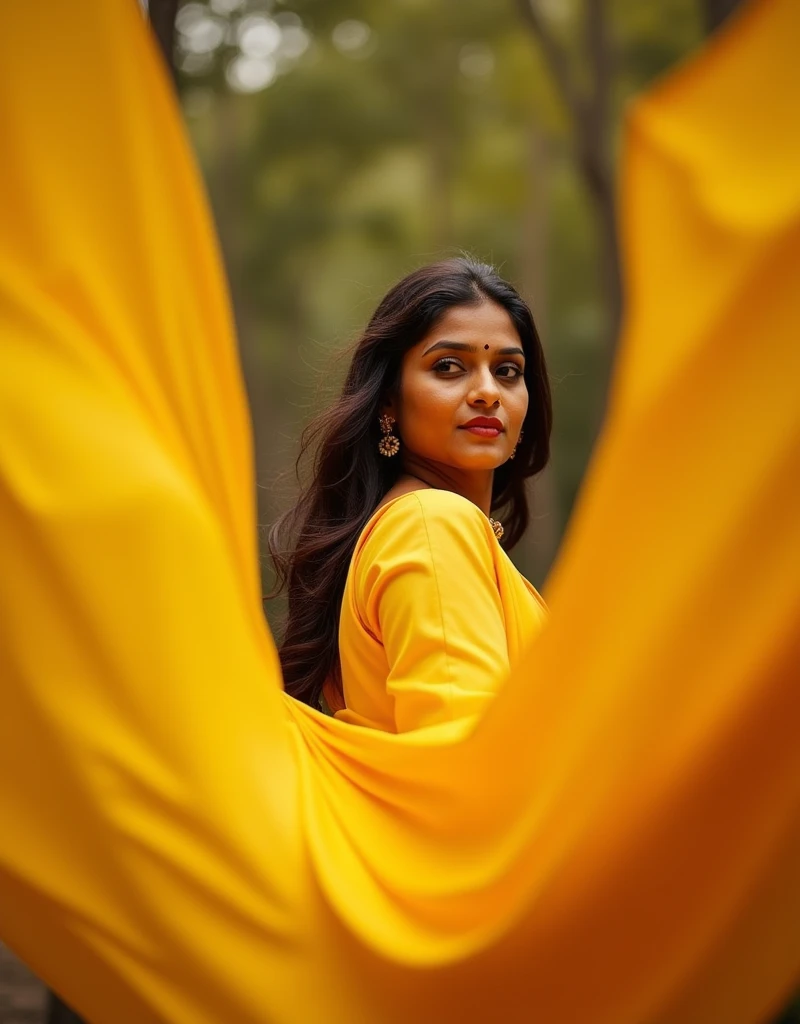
[422,340,524,357]
[422,340,475,356]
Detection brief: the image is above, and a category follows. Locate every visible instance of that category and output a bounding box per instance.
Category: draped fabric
[0,1,798,1022]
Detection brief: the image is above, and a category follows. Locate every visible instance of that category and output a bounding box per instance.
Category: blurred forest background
[172,0,740,596]
[5,3,800,1023]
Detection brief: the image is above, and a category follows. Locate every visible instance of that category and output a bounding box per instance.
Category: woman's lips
[462,425,502,437]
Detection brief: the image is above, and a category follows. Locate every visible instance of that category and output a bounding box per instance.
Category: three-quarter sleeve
[356,492,508,733]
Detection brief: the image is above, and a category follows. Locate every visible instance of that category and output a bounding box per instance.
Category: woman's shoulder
[371,488,489,533]
[355,488,494,567]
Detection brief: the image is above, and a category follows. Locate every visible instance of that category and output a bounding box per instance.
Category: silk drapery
[0,2,798,1022]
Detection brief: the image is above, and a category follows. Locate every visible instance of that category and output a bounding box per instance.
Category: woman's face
[389,300,528,471]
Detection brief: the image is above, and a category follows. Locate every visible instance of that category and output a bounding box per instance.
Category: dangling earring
[378,414,400,457]
[509,428,523,460]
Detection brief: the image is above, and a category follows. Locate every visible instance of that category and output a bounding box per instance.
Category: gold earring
[378,414,400,457]
[509,428,523,460]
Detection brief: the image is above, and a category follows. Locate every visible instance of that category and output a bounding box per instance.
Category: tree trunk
[147,0,179,79]
[515,0,621,427]
[703,0,745,34]
[519,125,560,586]
[422,41,457,251]
[47,992,85,1024]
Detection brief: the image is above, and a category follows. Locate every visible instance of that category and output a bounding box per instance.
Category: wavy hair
[268,257,552,708]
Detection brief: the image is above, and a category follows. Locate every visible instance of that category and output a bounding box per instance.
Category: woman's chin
[448,451,510,472]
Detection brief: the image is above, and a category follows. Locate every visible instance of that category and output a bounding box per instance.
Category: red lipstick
[460,416,504,438]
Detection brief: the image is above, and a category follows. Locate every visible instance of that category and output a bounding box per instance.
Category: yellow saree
[0,1,798,1022]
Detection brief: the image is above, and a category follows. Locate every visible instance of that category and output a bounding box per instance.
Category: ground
[0,944,46,1024]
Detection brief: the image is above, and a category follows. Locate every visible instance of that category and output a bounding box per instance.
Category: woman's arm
[355,491,509,733]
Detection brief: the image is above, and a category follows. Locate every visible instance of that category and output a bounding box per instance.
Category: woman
[3,3,800,1022]
[270,257,551,731]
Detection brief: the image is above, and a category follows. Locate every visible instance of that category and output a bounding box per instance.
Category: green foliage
[176,0,703,585]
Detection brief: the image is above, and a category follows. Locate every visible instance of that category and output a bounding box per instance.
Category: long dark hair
[268,257,552,708]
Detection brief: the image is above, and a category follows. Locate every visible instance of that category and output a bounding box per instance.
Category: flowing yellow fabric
[335,490,547,732]
[0,2,798,1023]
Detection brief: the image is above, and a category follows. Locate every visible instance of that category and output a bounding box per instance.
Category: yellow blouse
[336,490,548,733]
[1,2,800,1023]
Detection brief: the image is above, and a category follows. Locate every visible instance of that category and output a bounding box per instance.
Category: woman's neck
[398,457,494,517]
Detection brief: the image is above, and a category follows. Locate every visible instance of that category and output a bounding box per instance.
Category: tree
[514,0,745,397]
[148,0,179,78]
[515,0,620,370]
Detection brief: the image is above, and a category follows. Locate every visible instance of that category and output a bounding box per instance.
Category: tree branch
[514,0,585,131]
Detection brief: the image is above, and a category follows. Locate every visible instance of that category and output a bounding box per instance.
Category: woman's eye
[433,358,463,373]
[432,358,523,378]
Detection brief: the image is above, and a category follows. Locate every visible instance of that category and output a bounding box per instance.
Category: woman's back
[330,489,547,733]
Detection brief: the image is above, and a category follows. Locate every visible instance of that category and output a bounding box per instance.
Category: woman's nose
[468,368,501,406]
